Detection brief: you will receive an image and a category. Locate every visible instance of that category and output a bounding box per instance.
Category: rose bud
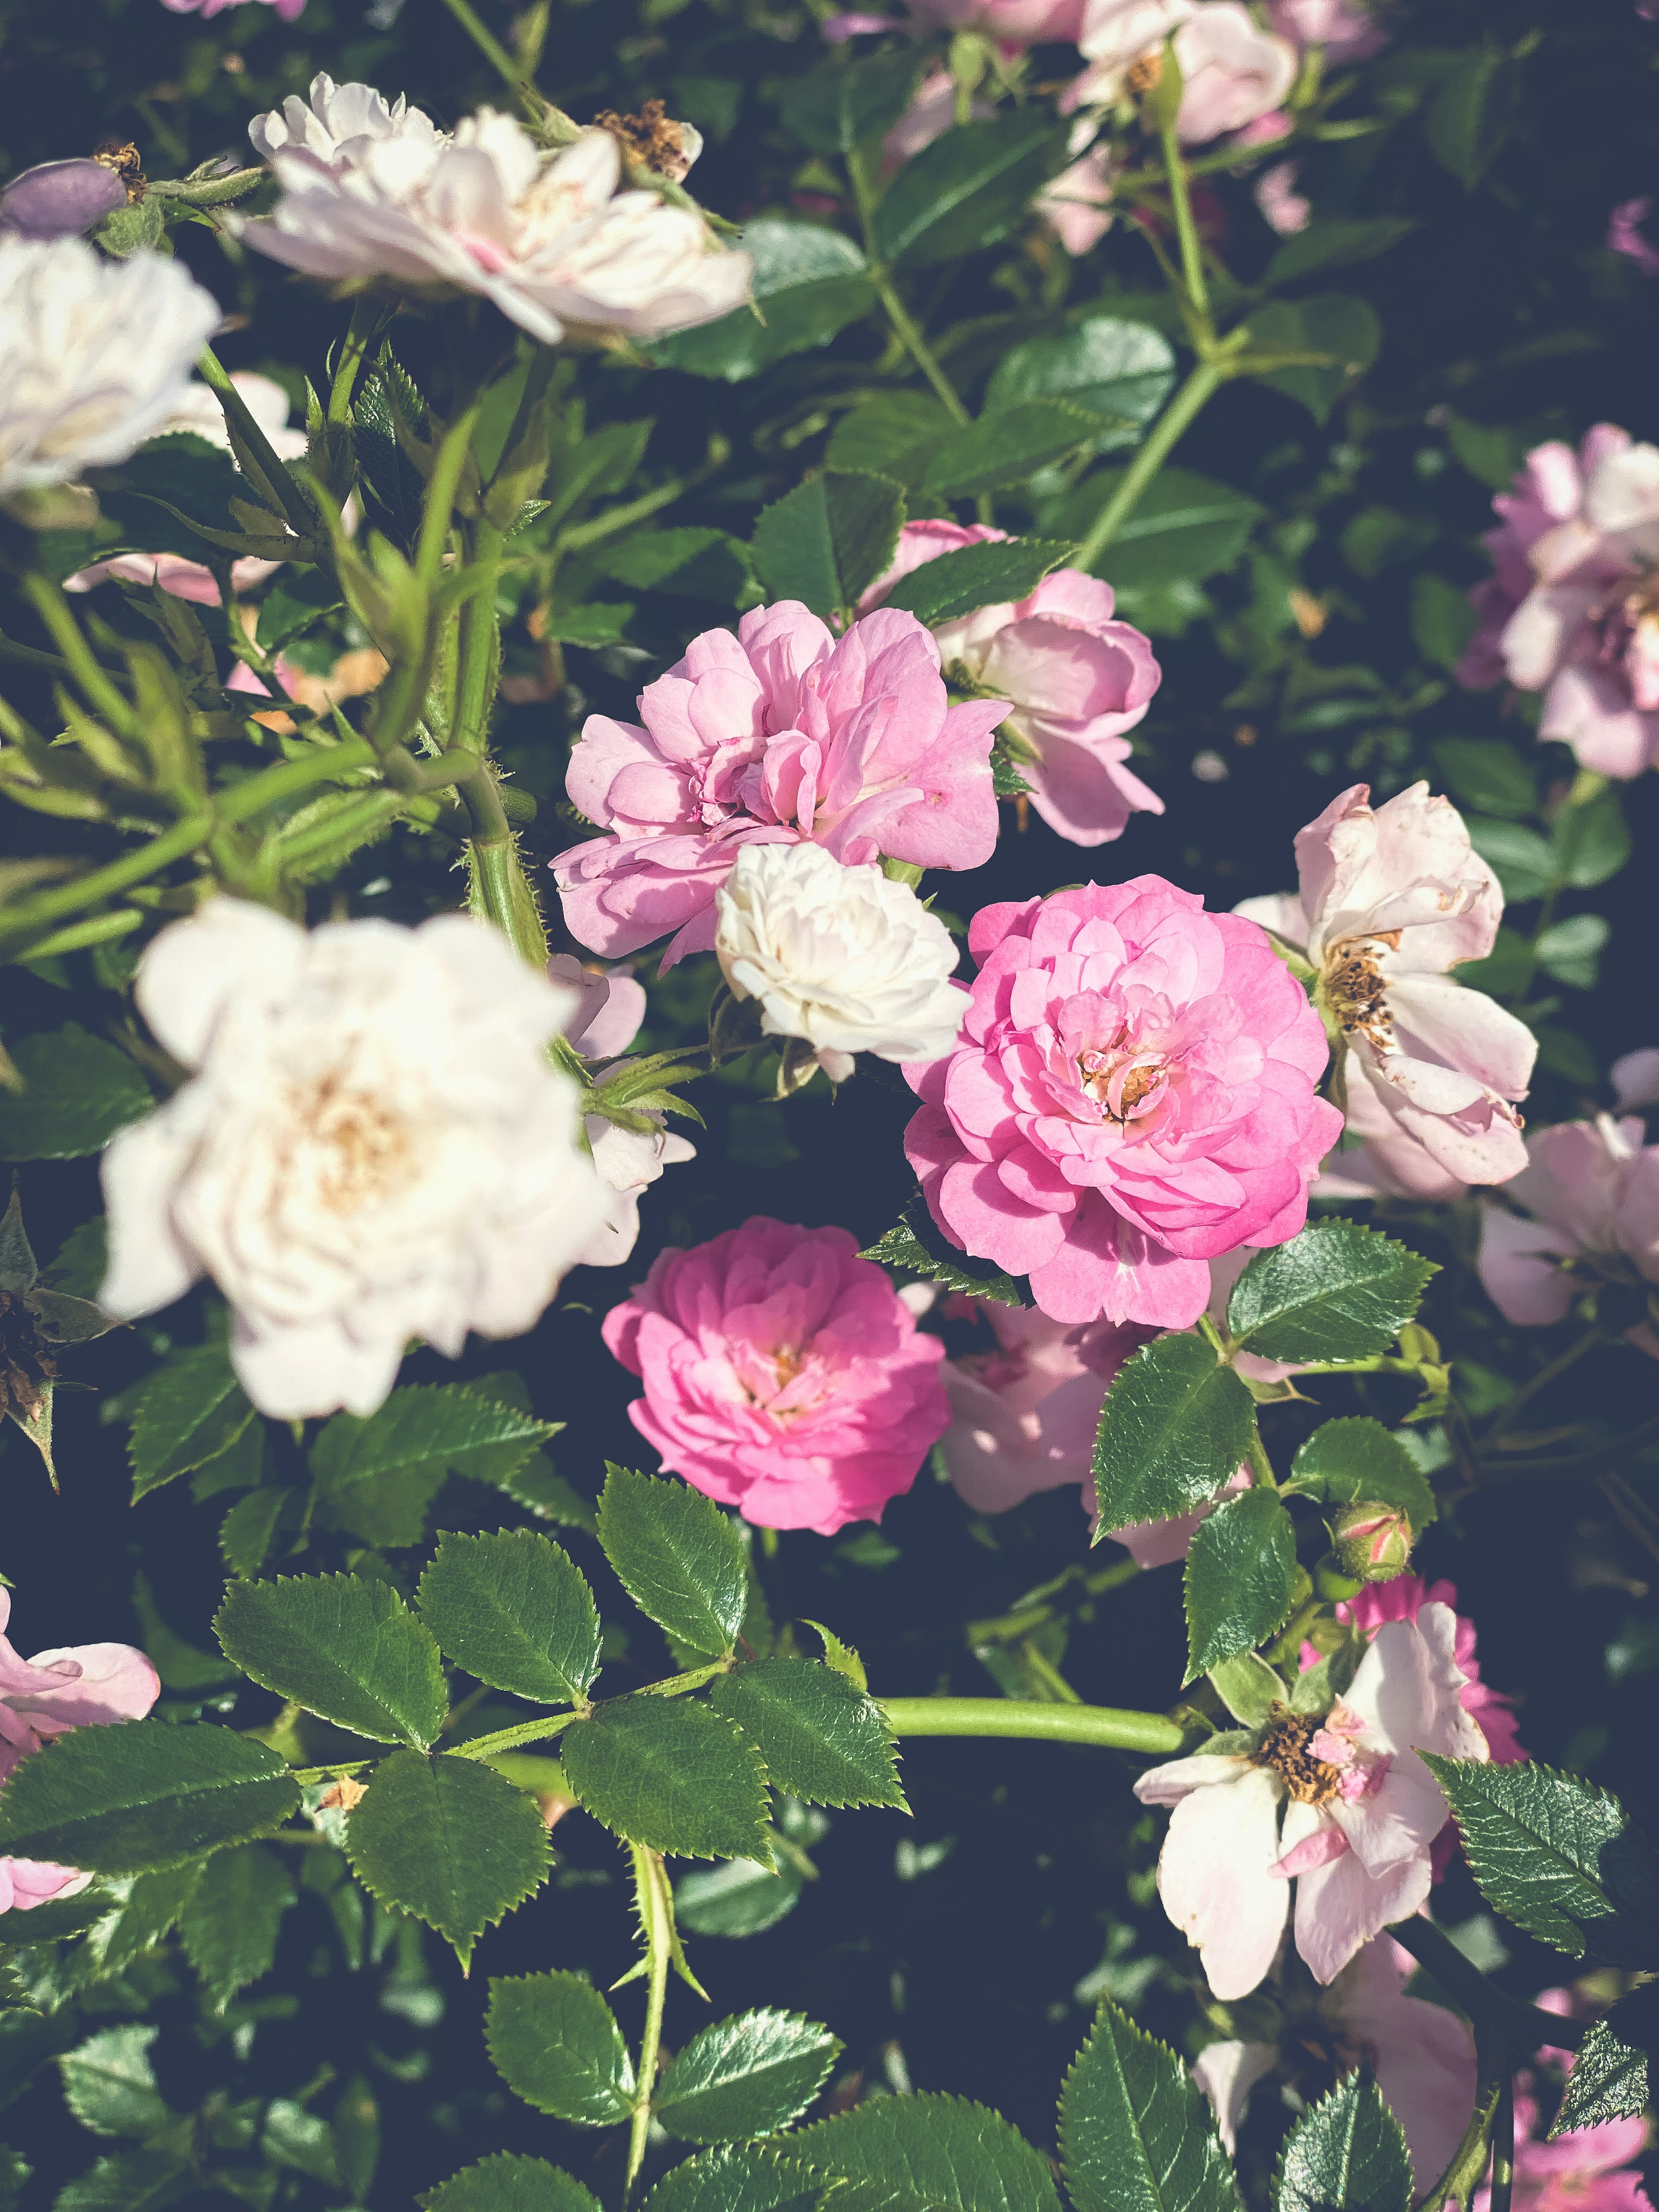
[1331,1501,1414,1584]
[0,159,127,240]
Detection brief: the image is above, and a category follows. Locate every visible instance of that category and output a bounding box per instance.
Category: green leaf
[874,110,1068,269]
[421,2154,602,2212]
[59,2027,171,2141]
[1227,1222,1437,1364]
[826,394,957,488]
[263,2102,340,2186]
[560,1696,772,1864]
[921,403,1103,500]
[1554,788,1630,889]
[859,1198,1025,1307]
[709,1662,905,1810]
[1534,913,1608,992]
[1468,817,1557,903]
[54,2148,192,2212]
[417,1529,601,1706]
[0,2009,76,2116]
[1207,1652,1284,1729]
[597,1465,749,1658]
[1092,1333,1256,1534]
[1425,48,1523,188]
[0,2150,26,2212]
[1242,295,1382,424]
[1059,2000,1243,2212]
[1265,218,1417,286]
[1430,738,1537,819]
[485,1972,636,2125]
[642,2145,832,2212]
[651,220,875,381]
[1285,1419,1437,1529]
[131,1571,238,1692]
[214,1573,447,1748]
[1410,574,1479,672]
[1417,1758,1659,1965]
[655,2010,841,2143]
[219,1486,299,1579]
[675,1856,804,1938]
[177,1842,295,2009]
[1275,2074,1411,2212]
[0,1721,299,1875]
[1041,466,1264,587]
[309,1382,557,1548]
[789,2091,1063,2212]
[750,469,906,620]
[880,537,1077,629]
[127,1344,255,1504]
[345,1749,550,1968]
[1183,1490,1299,1684]
[0,1025,152,1162]
[61,1866,203,1990]
[985,318,1175,455]
[1549,1988,1659,2135]
[778,48,922,153]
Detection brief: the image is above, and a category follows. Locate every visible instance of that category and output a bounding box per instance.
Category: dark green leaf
[131,1571,237,1692]
[1227,1223,1437,1363]
[881,537,1077,628]
[709,1662,905,1810]
[859,1198,1025,1307]
[421,2154,602,2212]
[61,1866,203,1989]
[1265,219,1417,286]
[1285,1419,1437,1529]
[1041,466,1264,587]
[345,1749,550,1968]
[309,1382,557,1548]
[0,1026,152,1162]
[642,2145,832,2212]
[54,2147,192,2212]
[1425,49,1524,187]
[354,366,428,548]
[127,1344,255,1503]
[85,432,241,563]
[750,469,906,620]
[417,1529,601,1705]
[0,1721,299,1875]
[826,394,956,488]
[219,1487,299,1579]
[985,319,1175,454]
[1274,2071,1412,2212]
[789,2091,1063,2212]
[1468,817,1557,903]
[655,2010,841,2142]
[1093,1333,1256,1533]
[560,1697,772,1864]
[1554,789,1630,889]
[0,2009,76,2116]
[1183,1490,1299,1683]
[177,1843,295,2009]
[1242,295,1382,423]
[921,403,1103,499]
[1549,1988,1659,2135]
[675,1856,804,1938]
[874,111,1068,269]
[1411,575,1479,672]
[779,48,922,153]
[1430,739,1537,820]
[597,1465,748,1658]
[263,2102,339,2186]
[1534,914,1608,992]
[651,220,874,381]
[58,2027,170,2141]
[485,1972,635,2124]
[1059,1999,1243,2212]
[215,1573,447,1748]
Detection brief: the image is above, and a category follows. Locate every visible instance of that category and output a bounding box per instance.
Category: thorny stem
[1386,1917,1585,2055]
[1490,2075,1516,2212]
[197,346,316,540]
[625,1845,673,2203]
[878,1695,1189,1754]
[437,0,524,96]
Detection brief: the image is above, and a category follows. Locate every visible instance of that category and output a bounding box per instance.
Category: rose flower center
[1322,936,1396,1048]
[1251,1709,1348,1806]
[286,1077,415,1216]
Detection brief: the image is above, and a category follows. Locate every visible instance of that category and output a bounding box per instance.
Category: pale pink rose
[1474,2081,1650,2212]
[1135,1602,1488,1998]
[1173,5,1297,143]
[602,1216,950,1533]
[907,0,1084,41]
[1070,0,1194,108]
[1036,132,1119,254]
[553,601,1009,967]
[1608,197,1659,277]
[884,71,976,169]
[162,0,305,16]
[1330,1573,1526,1770]
[1265,0,1385,60]
[1239,782,1536,1197]
[1478,1117,1659,1351]
[1254,160,1310,234]
[1457,424,1659,779]
[1612,1047,1659,1109]
[863,522,1165,846]
[0,1589,160,1915]
[1206,1247,1304,1385]
[905,880,1340,1332]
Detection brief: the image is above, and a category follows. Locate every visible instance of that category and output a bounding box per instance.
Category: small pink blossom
[1172,5,1297,142]
[904,880,1339,1332]
[1255,160,1310,234]
[863,522,1164,847]
[162,0,305,15]
[553,602,1008,967]
[1456,424,1659,780]
[1612,1047,1659,1109]
[1608,197,1659,278]
[1474,2077,1650,2212]
[1135,1602,1488,1998]
[1036,131,1119,255]
[1265,0,1384,60]
[1478,1117,1659,1354]
[907,0,1085,41]
[1239,782,1536,1197]
[602,1216,950,1533]
[1332,1573,1526,1770]
[0,1590,160,1915]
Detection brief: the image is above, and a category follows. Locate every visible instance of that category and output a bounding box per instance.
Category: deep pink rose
[553,602,1009,967]
[864,523,1164,847]
[602,1216,950,1533]
[1478,1117,1659,1354]
[903,879,1340,1331]
[1475,2080,1650,2212]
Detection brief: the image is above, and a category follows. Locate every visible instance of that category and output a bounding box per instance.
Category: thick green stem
[878,1695,1188,1755]
[438,0,523,94]
[1158,113,1208,320]
[873,274,972,427]
[0,814,211,948]
[625,1845,673,2204]
[197,346,316,539]
[1075,353,1226,569]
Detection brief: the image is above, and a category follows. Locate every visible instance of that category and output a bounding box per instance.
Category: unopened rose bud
[0,159,127,240]
[1331,1500,1413,1583]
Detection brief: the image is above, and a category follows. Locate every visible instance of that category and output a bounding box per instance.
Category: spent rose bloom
[100,901,608,1421]
[0,160,126,242]
[1135,1603,1488,1998]
[1456,424,1659,779]
[1239,782,1536,1198]
[713,841,966,1084]
[905,880,1340,1331]
[862,522,1165,847]
[554,602,1009,967]
[602,1216,950,1533]
[1478,1117,1659,1351]
[239,76,750,348]
[0,1589,159,1915]
[0,236,221,496]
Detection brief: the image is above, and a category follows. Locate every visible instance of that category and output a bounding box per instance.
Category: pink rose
[1036,132,1119,255]
[161,0,305,14]
[907,0,1085,42]
[1608,196,1659,277]
[1478,1116,1659,1352]
[1456,423,1659,779]
[1475,2079,1650,2212]
[1330,1573,1526,1770]
[1265,0,1385,60]
[1173,4,1297,143]
[602,1216,950,1533]
[904,879,1340,1331]
[553,602,1009,968]
[1254,159,1310,235]
[864,522,1165,847]
[0,1590,160,1915]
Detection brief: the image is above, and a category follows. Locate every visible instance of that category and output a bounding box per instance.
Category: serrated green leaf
[598,1466,748,1658]
[485,1972,635,2125]
[709,1662,905,1810]
[920,403,1102,499]
[789,2091,1062,2212]
[177,1843,295,2009]
[1040,466,1263,586]
[215,1573,446,1748]
[61,1866,204,1989]
[873,110,1068,270]
[1227,1223,1437,1364]
[417,1529,601,1706]
[859,1200,1025,1307]
[1273,2070,1412,2212]
[1240,296,1381,424]
[880,537,1077,629]
[1059,1999,1243,2212]
[53,2147,192,2212]
[1207,1652,1284,1729]
[1549,1989,1657,2135]
[1093,1333,1256,1533]
[750,470,905,620]
[826,394,956,489]
[309,1382,556,1548]
[1183,1491,1298,1683]
[985,318,1175,453]
[1419,1758,1659,1964]
[421,2154,602,2212]
[674,1857,804,1939]
[1284,1419,1437,1528]
[655,2010,841,2143]
[127,1345,255,1503]
[561,1697,772,1864]
[58,2027,170,2141]
[0,1027,152,1162]
[0,1721,298,1875]
[650,219,874,382]
[219,1487,299,1579]
[641,2145,831,2212]
[1424,48,1522,188]
[345,1750,550,1968]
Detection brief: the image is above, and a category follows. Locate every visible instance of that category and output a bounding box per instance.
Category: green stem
[416,405,483,591]
[0,629,75,681]
[1490,2075,1515,2212]
[329,299,389,430]
[454,518,504,753]
[0,813,211,948]
[275,789,407,867]
[625,1845,673,2204]
[1387,1917,1584,2053]
[1074,352,1227,569]
[964,1556,1139,1647]
[446,1711,579,1762]
[878,1695,1188,1755]
[1471,1409,1659,1485]
[216,737,376,821]
[1484,1325,1603,1441]
[13,909,143,960]
[872,274,972,427]
[1158,112,1207,320]
[22,576,133,730]
[1246,1428,1276,1490]
[438,0,523,94]
[197,346,316,539]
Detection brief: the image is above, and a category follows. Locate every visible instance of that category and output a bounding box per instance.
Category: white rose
[0,236,221,496]
[714,842,967,1084]
[99,900,609,1420]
